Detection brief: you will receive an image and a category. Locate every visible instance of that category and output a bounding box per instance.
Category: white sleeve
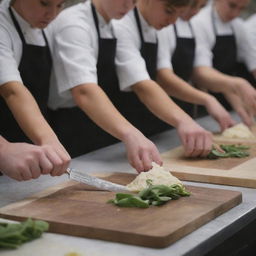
[53,24,98,94]
[114,19,150,92]
[157,26,173,70]
[236,19,256,72]
[246,14,256,44]
[0,26,22,86]
[191,16,214,68]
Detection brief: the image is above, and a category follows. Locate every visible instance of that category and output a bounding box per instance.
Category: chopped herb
[0,218,49,249]
[207,144,250,159]
[108,181,190,208]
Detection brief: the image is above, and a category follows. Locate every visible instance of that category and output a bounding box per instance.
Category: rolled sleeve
[235,19,256,72]
[0,28,22,86]
[191,11,215,68]
[114,18,150,92]
[157,26,173,70]
[53,25,98,95]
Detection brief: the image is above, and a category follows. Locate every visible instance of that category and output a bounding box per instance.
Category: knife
[66,168,129,192]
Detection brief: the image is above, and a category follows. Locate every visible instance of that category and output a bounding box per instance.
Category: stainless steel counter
[1,113,256,256]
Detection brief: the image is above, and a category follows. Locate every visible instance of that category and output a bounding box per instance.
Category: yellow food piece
[126,162,182,192]
[221,123,255,139]
[65,252,82,256]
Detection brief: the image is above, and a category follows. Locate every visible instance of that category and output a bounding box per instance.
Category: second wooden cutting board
[162,144,256,188]
[0,173,241,248]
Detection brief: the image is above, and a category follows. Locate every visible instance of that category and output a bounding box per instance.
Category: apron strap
[134,7,145,43]
[9,7,26,44]
[91,3,101,38]
[42,30,50,47]
[9,6,49,46]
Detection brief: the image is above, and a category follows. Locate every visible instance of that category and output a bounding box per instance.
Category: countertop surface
[1,113,256,256]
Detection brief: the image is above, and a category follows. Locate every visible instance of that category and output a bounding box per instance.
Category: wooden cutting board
[162,143,256,188]
[0,173,241,248]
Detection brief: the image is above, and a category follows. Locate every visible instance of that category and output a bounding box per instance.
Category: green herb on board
[108,181,190,208]
[0,218,49,249]
[207,144,250,159]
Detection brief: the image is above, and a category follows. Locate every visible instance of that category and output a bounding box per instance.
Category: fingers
[236,108,254,127]
[128,152,144,173]
[41,144,71,177]
[183,131,212,158]
[150,146,163,167]
[125,136,162,173]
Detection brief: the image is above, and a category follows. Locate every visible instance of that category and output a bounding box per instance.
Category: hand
[204,95,236,132]
[176,119,213,158]
[234,77,256,116]
[39,138,71,177]
[0,141,58,181]
[224,91,254,127]
[122,130,162,173]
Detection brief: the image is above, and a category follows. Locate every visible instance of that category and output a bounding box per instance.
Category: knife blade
[66,168,129,192]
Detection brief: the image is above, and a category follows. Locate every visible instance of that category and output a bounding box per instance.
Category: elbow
[71,83,99,108]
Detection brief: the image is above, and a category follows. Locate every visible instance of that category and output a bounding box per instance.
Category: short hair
[161,0,192,9]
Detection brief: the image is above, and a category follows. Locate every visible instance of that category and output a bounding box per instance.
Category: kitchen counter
[1,113,256,256]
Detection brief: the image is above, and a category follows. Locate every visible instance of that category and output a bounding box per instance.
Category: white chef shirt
[114,9,160,92]
[158,18,208,71]
[245,14,256,58]
[48,0,115,110]
[0,0,48,87]
[191,3,256,71]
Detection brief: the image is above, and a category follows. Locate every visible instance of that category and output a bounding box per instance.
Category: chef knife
[66,168,129,192]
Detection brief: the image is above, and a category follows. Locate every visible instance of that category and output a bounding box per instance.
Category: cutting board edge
[0,191,242,249]
[171,171,256,188]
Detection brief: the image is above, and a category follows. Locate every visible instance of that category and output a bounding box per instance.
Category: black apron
[211,8,237,110]
[49,3,119,157]
[171,22,195,117]
[119,8,169,136]
[236,64,256,87]
[0,7,52,143]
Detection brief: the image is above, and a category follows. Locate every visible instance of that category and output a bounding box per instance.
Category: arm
[0,82,71,176]
[71,83,162,172]
[192,66,256,126]
[157,68,235,131]
[131,79,213,157]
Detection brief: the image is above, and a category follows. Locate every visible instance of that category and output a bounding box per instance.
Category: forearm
[157,68,212,106]
[72,83,141,141]
[192,66,235,94]
[132,80,193,127]
[0,82,58,145]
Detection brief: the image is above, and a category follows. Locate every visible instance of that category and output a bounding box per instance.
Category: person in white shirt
[114,0,215,158]
[156,0,235,131]
[191,0,256,126]
[49,0,162,172]
[0,0,71,179]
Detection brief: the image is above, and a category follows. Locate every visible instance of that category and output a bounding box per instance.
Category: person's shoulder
[51,2,92,33]
[232,17,246,30]
[246,14,256,25]
[192,4,211,22]
[0,1,17,43]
